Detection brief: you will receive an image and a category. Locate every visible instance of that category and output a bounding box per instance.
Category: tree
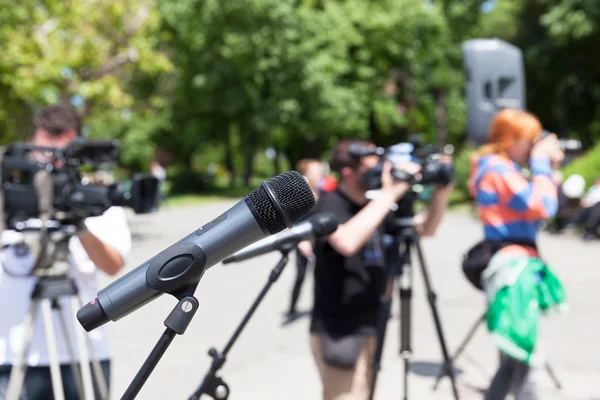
[0,0,172,169]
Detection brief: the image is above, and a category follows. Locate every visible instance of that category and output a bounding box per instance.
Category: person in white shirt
[578,176,600,240]
[0,104,132,399]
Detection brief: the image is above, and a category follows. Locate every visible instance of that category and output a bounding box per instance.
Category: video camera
[0,138,160,277]
[540,129,582,154]
[349,136,454,191]
[1,137,160,228]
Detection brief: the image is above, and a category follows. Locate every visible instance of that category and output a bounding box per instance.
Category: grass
[163,185,252,207]
[164,185,474,212]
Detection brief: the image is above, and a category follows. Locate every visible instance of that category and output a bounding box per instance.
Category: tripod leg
[545,362,562,390]
[55,299,86,400]
[6,300,38,400]
[369,278,394,400]
[40,299,66,400]
[432,312,485,390]
[71,296,109,400]
[399,264,412,400]
[413,240,460,400]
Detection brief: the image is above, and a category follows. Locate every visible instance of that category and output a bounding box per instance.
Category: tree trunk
[434,90,448,147]
[278,154,287,173]
[184,152,194,170]
[243,150,256,187]
[285,150,297,173]
[225,142,236,188]
[272,152,280,175]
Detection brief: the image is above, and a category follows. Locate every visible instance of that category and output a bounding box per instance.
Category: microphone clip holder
[121,282,200,400]
[188,244,295,400]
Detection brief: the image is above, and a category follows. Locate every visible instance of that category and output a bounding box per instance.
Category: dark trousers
[485,354,539,400]
[0,360,110,400]
[289,249,309,313]
[579,202,600,235]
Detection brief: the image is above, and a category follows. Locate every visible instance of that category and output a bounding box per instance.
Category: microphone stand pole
[188,244,294,400]
[122,283,200,400]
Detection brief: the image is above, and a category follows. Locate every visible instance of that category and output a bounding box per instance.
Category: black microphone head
[247,171,315,235]
[308,212,339,237]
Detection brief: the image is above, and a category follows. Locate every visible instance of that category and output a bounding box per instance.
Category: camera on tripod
[0,137,160,277]
[540,129,582,154]
[2,137,159,224]
[349,136,454,190]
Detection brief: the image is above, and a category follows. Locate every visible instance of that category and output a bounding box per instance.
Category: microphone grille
[247,171,315,235]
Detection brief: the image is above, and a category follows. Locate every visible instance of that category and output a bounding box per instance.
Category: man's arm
[327,190,399,257]
[77,230,124,276]
[416,184,453,237]
[75,207,132,277]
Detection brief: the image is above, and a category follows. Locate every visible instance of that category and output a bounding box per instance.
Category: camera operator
[468,109,566,400]
[309,138,452,400]
[0,104,132,399]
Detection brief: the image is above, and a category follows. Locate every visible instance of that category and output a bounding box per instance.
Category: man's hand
[416,154,454,237]
[298,240,313,257]
[380,160,421,201]
[532,133,562,160]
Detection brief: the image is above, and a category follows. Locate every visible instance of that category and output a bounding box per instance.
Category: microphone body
[77,172,315,331]
[222,212,338,263]
[93,200,263,327]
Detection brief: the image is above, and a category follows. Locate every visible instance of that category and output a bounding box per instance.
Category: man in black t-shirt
[309,138,453,400]
[308,138,418,400]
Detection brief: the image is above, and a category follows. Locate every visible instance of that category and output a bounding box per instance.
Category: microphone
[222,212,338,263]
[76,171,315,332]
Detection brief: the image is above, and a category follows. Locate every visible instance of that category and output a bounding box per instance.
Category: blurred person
[546,174,585,234]
[287,158,324,318]
[468,109,567,400]
[309,138,452,400]
[150,160,166,182]
[150,159,167,211]
[320,175,338,193]
[0,104,132,399]
[574,176,600,240]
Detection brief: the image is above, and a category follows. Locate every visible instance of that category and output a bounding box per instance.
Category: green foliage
[453,146,476,199]
[0,0,599,203]
[563,142,600,188]
[0,0,172,160]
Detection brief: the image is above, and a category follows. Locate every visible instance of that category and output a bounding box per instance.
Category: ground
[99,201,600,400]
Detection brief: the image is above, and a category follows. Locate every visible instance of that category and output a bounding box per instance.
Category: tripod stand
[188,245,293,400]
[432,311,563,392]
[369,218,459,400]
[5,226,108,400]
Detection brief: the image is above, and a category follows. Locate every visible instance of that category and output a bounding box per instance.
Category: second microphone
[222,212,339,264]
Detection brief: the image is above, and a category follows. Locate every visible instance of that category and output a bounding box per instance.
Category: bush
[562,142,600,188]
[452,146,476,204]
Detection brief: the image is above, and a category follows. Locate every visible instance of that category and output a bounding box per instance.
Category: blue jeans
[0,360,110,400]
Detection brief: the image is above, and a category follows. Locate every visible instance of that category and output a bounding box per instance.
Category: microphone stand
[121,283,200,400]
[188,244,294,400]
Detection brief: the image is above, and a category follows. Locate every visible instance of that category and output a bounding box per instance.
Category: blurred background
[1,0,599,208]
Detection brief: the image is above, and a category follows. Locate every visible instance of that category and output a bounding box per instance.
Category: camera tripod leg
[369,278,394,400]
[432,312,485,391]
[40,298,66,400]
[69,295,108,400]
[55,299,86,400]
[6,300,38,400]
[545,362,562,390]
[399,264,412,400]
[413,240,460,400]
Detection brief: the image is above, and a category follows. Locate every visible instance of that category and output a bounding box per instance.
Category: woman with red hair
[469,109,567,400]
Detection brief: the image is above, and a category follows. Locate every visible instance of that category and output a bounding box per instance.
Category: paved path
[99,201,600,400]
